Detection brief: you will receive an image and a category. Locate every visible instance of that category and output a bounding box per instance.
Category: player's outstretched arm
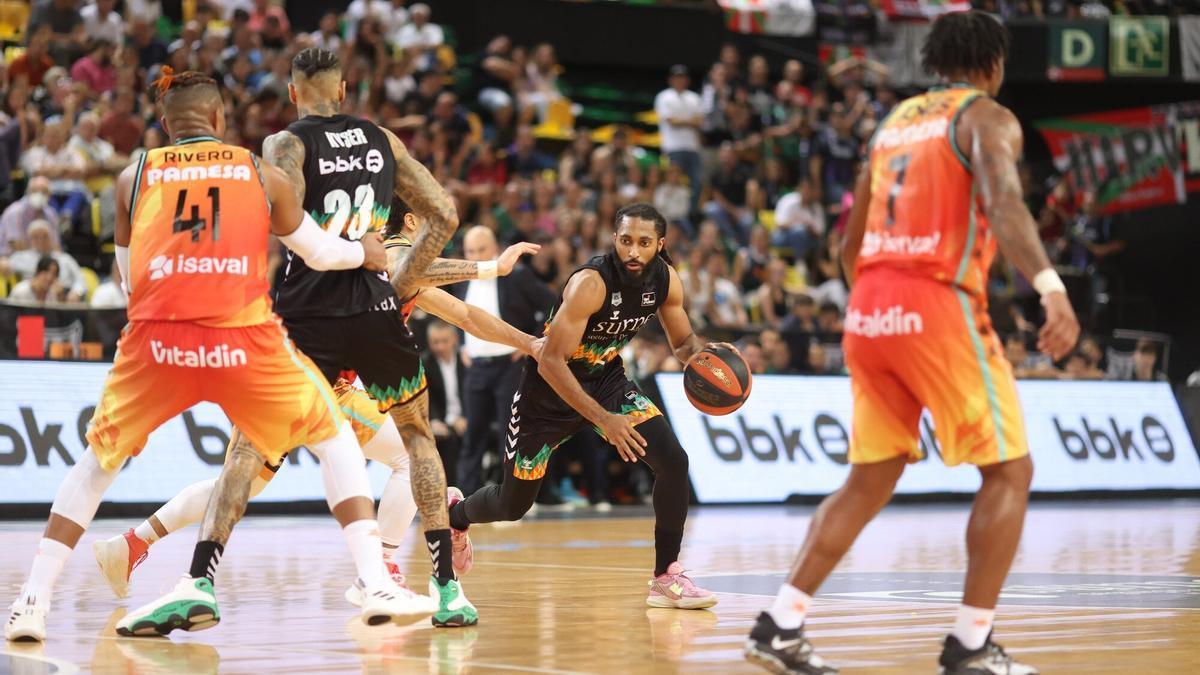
[840,163,873,286]
[387,240,540,288]
[538,270,647,462]
[261,130,307,203]
[381,127,459,298]
[657,266,735,363]
[965,100,1079,359]
[413,286,537,355]
[262,162,387,272]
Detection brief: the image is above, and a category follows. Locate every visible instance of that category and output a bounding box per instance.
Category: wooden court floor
[2,500,1199,673]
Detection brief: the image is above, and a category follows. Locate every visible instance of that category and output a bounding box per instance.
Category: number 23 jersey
[858,85,994,301]
[126,136,274,327]
[274,114,396,318]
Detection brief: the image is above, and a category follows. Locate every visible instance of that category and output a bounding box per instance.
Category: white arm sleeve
[115,245,131,294]
[279,212,365,271]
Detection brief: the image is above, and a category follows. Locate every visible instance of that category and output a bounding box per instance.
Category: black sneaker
[938,634,1039,674]
[744,611,837,674]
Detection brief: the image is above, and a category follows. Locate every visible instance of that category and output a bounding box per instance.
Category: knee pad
[311,422,373,509]
[50,448,119,528]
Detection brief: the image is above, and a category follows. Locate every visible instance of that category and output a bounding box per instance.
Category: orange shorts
[247,380,387,482]
[87,319,343,471]
[843,269,1029,467]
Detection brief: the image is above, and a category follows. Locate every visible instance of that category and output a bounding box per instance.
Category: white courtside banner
[655,374,1200,503]
[0,361,394,504]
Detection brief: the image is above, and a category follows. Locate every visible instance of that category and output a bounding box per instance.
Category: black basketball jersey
[540,251,671,383]
[274,115,396,318]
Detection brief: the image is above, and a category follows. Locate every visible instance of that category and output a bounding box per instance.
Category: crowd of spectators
[0,0,1174,384]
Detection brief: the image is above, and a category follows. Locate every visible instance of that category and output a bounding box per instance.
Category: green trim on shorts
[340,403,381,433]
[280,334,342,428]
[955,289,1006,462]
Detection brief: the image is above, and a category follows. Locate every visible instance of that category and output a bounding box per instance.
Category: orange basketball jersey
[126,136,273,326]
[858,85,993,300]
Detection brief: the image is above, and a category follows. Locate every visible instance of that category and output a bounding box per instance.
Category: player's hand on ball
[1038,291,1080,361]
[360,232,388,272]
[706,341,739,356]
[498,242,541,276]
[598,412,647,463]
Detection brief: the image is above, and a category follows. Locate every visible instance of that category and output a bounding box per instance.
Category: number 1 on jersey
[322,185,376,241]
[172,187,220,242]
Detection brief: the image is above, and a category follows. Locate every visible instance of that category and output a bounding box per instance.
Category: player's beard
[616,253,663,287]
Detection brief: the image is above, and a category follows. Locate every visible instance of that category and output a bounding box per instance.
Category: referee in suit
[455,225,556,494]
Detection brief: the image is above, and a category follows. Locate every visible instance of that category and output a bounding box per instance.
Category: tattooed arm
[386,237,541,288]
[262,130,307,203]
[197,430,261,546]
[381,126,460,299]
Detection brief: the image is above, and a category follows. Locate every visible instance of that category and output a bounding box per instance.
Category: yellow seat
[0,1,30,42]
[80,266,100,303]
[758,209,776,232]
[533,98,576,141]
[634,110,659,125]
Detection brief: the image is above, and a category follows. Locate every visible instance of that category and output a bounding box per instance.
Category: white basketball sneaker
[356,579,438,626]
[5,596,48,642]
[344,561,410,607]
[93,529,150,599]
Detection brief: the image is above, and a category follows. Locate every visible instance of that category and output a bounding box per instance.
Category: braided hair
[149,67,219,105]
[921,10,1010,80]
[292,47,341,79]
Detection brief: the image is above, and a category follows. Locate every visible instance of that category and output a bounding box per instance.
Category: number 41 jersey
[858,85,995,301]
[274,114,396,318]
[126,136,274,327]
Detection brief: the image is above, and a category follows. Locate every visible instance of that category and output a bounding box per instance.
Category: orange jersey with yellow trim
[858,86,993,301]
[126,137,274,326]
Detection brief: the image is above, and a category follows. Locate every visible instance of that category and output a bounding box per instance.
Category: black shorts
[506,363,662,481]
[282,296,425,412]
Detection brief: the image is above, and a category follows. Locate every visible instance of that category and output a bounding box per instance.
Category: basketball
[683,347,752,416]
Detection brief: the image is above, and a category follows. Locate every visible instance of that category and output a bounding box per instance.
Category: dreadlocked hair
[921,10,1010,80]
[149,67,219,103]
[292,48,341,79]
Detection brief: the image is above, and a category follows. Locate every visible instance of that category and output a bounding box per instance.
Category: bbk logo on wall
[655,374,1200,503]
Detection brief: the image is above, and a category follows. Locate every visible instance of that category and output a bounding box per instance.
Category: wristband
[1032,267,1066,298]
[478,260,498,280]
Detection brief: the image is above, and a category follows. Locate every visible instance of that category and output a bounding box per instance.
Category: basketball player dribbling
[744,12,1079,675]
[5,69,428,642]
[448,203,734,609]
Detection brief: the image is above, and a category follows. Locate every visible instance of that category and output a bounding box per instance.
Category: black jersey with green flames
[274,114,396,319]
[539,252,670,383]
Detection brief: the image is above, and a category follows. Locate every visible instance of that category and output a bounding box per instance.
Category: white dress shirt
[654,87,703,153]
[462,278,515,358]
[437,355,463,425]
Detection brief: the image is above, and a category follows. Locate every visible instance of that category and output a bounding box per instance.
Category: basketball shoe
[5,596,48,642]
[343,561,411,606]
[744,611,837,675]
[429,576,478,627]
[116,575,220,637]
[938,634,1039,674]
[94,529,150,599]
[646,562,718,609]
[447,488,473,576]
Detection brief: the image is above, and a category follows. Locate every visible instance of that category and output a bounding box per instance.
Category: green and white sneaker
[430,576,478,627]
[115,575,220,637]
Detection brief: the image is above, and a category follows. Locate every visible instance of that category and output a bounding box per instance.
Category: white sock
[382,546,397,564]
[952,604,995,650]
[343,519,387,588]
[22,538,72,604]
[133,521,160,544]
[767,584,812,630]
